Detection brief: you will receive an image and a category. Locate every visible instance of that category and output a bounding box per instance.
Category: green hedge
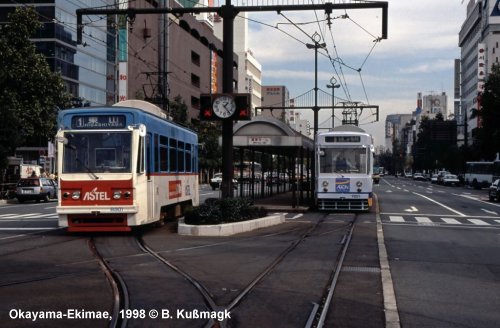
[184,198,268,225]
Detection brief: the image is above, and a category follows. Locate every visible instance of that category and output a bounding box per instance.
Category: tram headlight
[322,180,329,192]
[356,180,363,193]
[113,191,122,200]
[124,191,131,199]
[71,191,80,200]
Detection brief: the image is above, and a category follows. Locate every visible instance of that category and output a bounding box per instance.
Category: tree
[169,95,188,124]
[0,7,69,171]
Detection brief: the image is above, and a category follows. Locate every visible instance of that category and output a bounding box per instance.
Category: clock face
[213,95,236,119]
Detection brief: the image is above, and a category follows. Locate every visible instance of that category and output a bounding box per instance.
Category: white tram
[315,125,374,211]
[56,100,199,232]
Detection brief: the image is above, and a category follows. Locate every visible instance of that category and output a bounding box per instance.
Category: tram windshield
[63,131,132,174]
[319,147,370,174]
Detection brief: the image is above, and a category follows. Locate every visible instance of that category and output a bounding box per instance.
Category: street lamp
[306,38,326,138]
[327,77,340,129]
[306,33,326,206]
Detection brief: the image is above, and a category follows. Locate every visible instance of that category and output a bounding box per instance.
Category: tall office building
[459,0,500,144]
[0,0,117,106]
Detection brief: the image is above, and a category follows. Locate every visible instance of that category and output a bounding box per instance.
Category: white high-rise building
[213,12,262,115]
[459,0,500,144]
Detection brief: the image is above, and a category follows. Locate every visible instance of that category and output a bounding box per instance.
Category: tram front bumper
[57,205,139,232]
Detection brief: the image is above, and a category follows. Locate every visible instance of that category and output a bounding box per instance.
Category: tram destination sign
[325,136,361,143]
[72,115,126,129]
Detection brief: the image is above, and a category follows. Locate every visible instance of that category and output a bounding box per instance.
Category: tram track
[88,237,129,328]
[307,214,358,328]
[82,213,357,328]
[136,212,355,328]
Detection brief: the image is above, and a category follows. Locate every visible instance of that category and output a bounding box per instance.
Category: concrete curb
[178,213,285,236]
[374,193,401,328]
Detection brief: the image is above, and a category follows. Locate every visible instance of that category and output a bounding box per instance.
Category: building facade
[260,85,290,122]
[459,0,500,144]
[213,11,262,115]
[0,0,117,106]
[421,92,448,119]
[0,0,235,122]
[385,114,413,151]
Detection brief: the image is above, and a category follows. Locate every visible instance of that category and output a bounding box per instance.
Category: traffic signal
[233,94,251,120]
[199,94,216,121]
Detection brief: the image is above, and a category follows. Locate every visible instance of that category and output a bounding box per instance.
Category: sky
[241,0,467,147]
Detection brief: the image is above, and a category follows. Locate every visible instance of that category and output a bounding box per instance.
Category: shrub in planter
[184,197,267,225]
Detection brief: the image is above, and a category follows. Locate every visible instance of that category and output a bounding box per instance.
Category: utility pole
[220,0,238,198]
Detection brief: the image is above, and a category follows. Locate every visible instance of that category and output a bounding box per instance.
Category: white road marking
[481,209,498,215]
[441,218,461,224]
[389,216,405,222]
[412,192,467,217]
[467,219,490,226]
[0,213,43,219]
[415,217,432,224]
[0,228,56,231]
[404,206,418,212]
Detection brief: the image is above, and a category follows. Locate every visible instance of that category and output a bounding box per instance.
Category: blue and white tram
[56,100,199,232]
[315,125,374,211]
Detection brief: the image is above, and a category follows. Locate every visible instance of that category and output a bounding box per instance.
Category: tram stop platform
[252,191,311,213]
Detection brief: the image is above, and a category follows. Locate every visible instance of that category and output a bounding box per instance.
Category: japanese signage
[71,115,126,129]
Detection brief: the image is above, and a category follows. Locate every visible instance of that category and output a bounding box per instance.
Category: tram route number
[119,309,231,321]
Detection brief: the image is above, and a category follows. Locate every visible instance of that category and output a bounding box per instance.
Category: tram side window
[185,144,192,172]
[178,141,185,172]
[193,144,198,172]
[169,139,177,172]
[159,135,168,172]
[154,134,159,172]
[146,134,151,177]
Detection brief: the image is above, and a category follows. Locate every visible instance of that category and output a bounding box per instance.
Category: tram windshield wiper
[76,157,99,180]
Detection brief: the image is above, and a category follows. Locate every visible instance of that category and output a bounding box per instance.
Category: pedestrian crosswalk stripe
[384,216,500,226]
[467,219,490,225]
[37,213,57,218]
[389,216,405,222]
[441,218,461,224]
[0,213,56,220]
[415,217,432,223]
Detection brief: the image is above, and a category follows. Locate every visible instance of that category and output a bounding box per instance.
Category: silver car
[16,177,58,203]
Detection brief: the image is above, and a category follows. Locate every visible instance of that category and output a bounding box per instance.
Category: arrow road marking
[404,206,418,212]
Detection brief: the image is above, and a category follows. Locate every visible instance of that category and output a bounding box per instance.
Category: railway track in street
[306,214,358,328]
[0,211,367,328]
[134,213,359,327]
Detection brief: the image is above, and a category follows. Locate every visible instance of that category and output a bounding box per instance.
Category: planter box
[178,214,285,236]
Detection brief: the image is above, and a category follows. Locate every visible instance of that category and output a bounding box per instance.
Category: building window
[191,51,200,66]
[191,96,200,109]
[191,73,200,88]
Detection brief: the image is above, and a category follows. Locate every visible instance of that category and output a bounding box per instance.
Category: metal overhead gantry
[76,0,388,199]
